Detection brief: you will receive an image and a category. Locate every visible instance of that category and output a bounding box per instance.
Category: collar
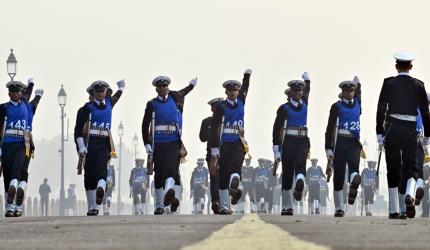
[290,98,302,107]
[9,100,20,106]
[398,72,410,76]
[342,98,354,105]
[94,99,106,106]
[226,98,237,106]
[158,94,169,101]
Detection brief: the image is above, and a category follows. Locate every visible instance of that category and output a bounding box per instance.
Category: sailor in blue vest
[190,159,209,214]
[240,158,256,213]
[129,158,149,215]
[0,81,28,217]
[103,164,115,215]
[273,72,311,216]
[142,76,197,215]
[305,158,325,215]
[254,158,270,213]
[199,97,223,214]
[325,77,362,217]
[210,69,252,215]
[74,79,125,216]
[14,78,43,217]
[360,161,377,216]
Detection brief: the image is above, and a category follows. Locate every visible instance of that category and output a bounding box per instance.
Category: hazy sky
[1,0,430,200]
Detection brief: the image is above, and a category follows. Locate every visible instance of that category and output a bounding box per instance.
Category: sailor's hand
[116,79,125,91]
[326,149,334,160]
[145,144,153,154]
[423,137,430,145]
[377,134,384,146]
[244,69,252,76]
[272,145,281,161]
[35,89,44,97]
[27,78,35,85]
[211,148,220,158]
[78,146,88,156]
[76,137,87,156]
[353,75,360,84]
[189,77,198,87]
[302,72,311,81]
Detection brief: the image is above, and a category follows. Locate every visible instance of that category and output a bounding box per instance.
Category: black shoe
[219,208,232,215]
[16,187,25,206]
[229,176,242,205]
[334,210,345,217]
[211,201,220,214]
[366,212,372,216]
[14,209,23,217]
[281,208,294,216]
[170,198,180,213]
[348,175,361,205]
[154,207,165,215]
[315,208,320,214]
[163,188,175,206]
[389,213,400,219]
[415,187,424,206]
[405,195,416,218]
[399,212,408,219]
[293,179,304,201]
[5,210,14,217]
[87,209,98,216]
[7,185,17,205]
[96,187,105,205]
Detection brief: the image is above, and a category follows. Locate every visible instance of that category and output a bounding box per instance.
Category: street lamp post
[117,121,124,215]
[133,134,138,159]
[58,85,67,216]
[6,49,17,81]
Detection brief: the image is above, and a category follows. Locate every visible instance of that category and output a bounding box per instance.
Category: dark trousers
[40,198,49,216]
[255,185,267,201]
[333,136,361,191]
[2,143,25,190]
[206,158,220,203]
[363,186,374,204]
[132,187,147,204]
[308,188,320,202]
[219,141,245,189]
[281,136,310,190]
[384,119,418,188]
[20,155,31,182]
[153,140,180,189]
[84,141,110,190]
[193,186,206,204]
[399,143,424,194]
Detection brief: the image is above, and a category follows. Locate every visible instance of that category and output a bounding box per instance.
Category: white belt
[223,128,240,135]
[390,114,417,122]
[5,129,24,136]
[286,128,307,136]
[89,129,109,137]
[155,125,177,132]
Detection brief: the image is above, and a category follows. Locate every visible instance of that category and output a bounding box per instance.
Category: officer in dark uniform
[0,81,28,217]
[376,52,430,219]
[240,157,256,213]
[74,79,125,216]
[273,72,311,216]
[129,159,149,215]
[103,164,115,215]
[361,161,377,216]
[190,159,209,214]
[15,78,43,217]
[199,97,223,214]
[325,77,362,217]
[142,76,197,215]
[210,69,252,215]
[254,158,270,213]
[306,158,325,215]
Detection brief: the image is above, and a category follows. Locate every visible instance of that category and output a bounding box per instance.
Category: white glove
[272,145,281,161]
[326,149,334,160]
[423,137,430,145]
[244,69,252,75]
[0,147,2,158]
[76,137,87,156]
[353,75,360,84]
[35,89,44,97]
[377,134,385,146]
[145,144,153,154]
[211,148,220,157]
[302,72,311,81]
[27,78,34,85]
[116,79,125,91]
[189,77,198,87]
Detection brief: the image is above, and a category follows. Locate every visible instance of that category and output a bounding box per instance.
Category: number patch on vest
[343,121,360,131]
[92,122,110,130]
[8,120,27,130]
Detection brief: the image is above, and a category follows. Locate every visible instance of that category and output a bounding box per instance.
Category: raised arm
[239,70,251,102]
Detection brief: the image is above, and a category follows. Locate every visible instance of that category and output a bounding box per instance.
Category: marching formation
[1,51,429,220]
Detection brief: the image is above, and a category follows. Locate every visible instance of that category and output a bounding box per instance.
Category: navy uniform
[240,158,256,213]
[190,159,209,214]
[325,77,362,217]
[318,177,329,215]
[254,158,270,213]
[305,158,325,214]
[39,178,51,216]
[360,161,377,216]
[103,164,115,215]
[0,81,29,217]
[210,69,252,215]
[142,76,197,215]
[376,52,430,219]
[129,159,149,215]
[74,80,124,216]
[14,78,43,217]
[273,72,311,216]
[199,97,223,214]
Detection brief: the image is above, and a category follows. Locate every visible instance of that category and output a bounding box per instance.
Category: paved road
[0,215,429,250]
